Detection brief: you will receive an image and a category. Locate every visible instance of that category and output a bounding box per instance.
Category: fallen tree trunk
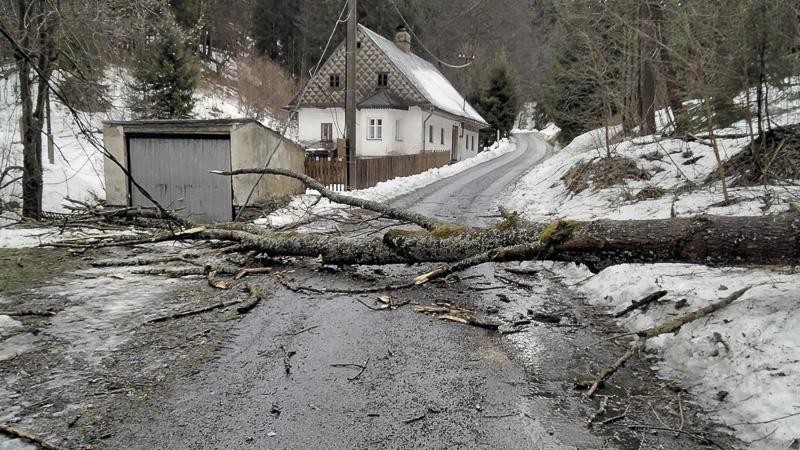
[51,214,800,271]
[214,214,800,270]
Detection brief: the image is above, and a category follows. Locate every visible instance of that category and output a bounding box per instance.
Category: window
[471,135,476,151]
[429,125,433,143]
[377,72,388,87]
[440,128,444,145]
[368,118,383,140]
[395,119,402,141]
[321,123,333,142]
[329,74,341,88]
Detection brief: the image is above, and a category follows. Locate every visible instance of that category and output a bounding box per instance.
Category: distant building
[293,25,488,161]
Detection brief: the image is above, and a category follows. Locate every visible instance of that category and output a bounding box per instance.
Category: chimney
[395,25,411,54]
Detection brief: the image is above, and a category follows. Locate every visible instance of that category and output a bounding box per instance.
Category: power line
[234,0,350,221]
[388,0,473,69]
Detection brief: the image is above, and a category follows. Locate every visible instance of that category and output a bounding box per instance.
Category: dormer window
[329,74,341,88]
[377,72,388,88]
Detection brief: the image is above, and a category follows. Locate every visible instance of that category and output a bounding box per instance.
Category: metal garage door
[128,136,233,223]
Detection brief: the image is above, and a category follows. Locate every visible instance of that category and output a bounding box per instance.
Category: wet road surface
[105,134,734,449]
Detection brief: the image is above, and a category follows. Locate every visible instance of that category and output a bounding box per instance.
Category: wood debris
[206,271,230,290]
[236,282,264,314]
[586,287,751,398]
[613,290,668,318]
[415,303,500,331]
[281,345,296,374]
[143,300,242,325]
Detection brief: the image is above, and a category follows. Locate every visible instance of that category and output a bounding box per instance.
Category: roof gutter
[422,107,434,152]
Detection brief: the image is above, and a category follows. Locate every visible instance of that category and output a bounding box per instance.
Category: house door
[451,126,459,162]
[127,135,233,223]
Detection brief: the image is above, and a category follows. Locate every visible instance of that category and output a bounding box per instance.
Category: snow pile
[503,86,800,448]
[512,123,561,144]
[258,138,518,228]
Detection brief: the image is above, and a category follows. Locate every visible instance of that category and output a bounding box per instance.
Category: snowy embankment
[503,96,800,448]
[257,138,518,229]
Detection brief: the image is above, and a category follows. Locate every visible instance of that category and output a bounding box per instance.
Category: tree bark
[16,0,56,220]
[60,214,800,272]
[638,0,657,135]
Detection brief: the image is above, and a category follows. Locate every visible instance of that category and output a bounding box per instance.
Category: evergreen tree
[251,0,427,78]
[470,51,521,136]
[130,18,199,119]
[170,0,204,30]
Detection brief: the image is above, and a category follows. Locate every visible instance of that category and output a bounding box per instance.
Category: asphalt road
[106,134,731,449]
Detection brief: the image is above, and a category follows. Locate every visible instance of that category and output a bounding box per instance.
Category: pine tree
[170,0,204,30]
[130,18,199,119]
[471,51,521,136]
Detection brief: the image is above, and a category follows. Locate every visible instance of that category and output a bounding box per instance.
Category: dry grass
[562,156,651,194]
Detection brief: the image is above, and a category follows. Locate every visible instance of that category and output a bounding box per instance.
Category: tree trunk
[16,0,55,220]
[77,214,800,272]
[16,0,42,219]
[638,1,657,135]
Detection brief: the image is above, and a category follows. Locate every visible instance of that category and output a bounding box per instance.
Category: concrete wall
[230,122,304,206]
[104,121,305,210]
[102,125,128,206]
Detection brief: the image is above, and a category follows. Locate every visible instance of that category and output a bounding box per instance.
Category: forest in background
[2,0,799,219]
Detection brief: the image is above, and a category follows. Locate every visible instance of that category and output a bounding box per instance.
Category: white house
[294,25,489,161]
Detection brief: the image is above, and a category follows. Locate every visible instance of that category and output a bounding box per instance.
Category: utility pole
[345,0,357,190]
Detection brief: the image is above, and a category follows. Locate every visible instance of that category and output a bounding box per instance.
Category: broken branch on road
[143,300,242,325]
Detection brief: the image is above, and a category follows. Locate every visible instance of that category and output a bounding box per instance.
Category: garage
[103,119,306,223]
[127,135,233,222]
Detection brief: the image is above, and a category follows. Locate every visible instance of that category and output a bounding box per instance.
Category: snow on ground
[257,138,518,229]
[503,87,800,448]
[567,263,800,447]
[504,116,799,222]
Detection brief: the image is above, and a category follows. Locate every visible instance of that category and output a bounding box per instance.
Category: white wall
[298,106,474,160]
[298,108,347,143]
[458,129,479,161]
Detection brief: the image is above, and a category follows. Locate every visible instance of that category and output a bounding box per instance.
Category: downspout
[422,107,433,152]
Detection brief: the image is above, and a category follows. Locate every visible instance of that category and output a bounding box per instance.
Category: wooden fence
[305,150,451,191]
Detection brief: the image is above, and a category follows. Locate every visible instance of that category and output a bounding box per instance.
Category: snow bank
[566,264,800,448]
[258,139,518,228]
[504,86,800,448]
[503,114,798,222]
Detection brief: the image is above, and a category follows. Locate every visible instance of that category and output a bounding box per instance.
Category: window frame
[395,119,402,141]
[368,118,383,140]
[329,74,341,88]
[321,123,333,142]
[377,72,389,88]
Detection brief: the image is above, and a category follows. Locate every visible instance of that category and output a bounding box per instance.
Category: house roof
[359,25,488,127]
[358,89,412,109]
